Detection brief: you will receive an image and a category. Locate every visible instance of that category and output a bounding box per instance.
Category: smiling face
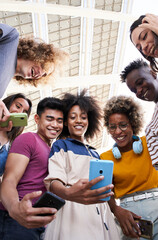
[35,108,63,146]
[66,105,88,142]
[108,113,133,152]
[15,59,54,80]
[131,27,158,58]
[9,98,30,115]
[126,67,158,102]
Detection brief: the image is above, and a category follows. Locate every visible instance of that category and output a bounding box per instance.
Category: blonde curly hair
[15,38,69,86]
[104,95,144,135]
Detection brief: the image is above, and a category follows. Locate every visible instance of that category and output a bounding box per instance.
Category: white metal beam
[5,73,120,94]
[0,1,137,22]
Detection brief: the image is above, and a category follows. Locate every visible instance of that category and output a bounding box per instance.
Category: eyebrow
[16,101,23,107]
[136,30,145,49]
[70,111,87,115]
[46,115,63,120]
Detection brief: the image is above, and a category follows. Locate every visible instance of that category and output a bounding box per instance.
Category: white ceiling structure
[0,0,138,150]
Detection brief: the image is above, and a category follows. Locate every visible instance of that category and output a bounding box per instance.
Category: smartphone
[89,159,114,201]
[135,219,153,239]
[0,113,28,127]
[33,191,65,215]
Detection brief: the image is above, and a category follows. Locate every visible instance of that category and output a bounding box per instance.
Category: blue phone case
[89,159,114,201]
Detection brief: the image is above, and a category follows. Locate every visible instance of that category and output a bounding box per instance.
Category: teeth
[48,129,57,134]
[117,136,124,140]
[143,90,148,98]
[150,46,154,55]
[75,126,82,129]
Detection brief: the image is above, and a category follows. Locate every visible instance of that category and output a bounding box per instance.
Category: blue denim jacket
[0,144,9,176]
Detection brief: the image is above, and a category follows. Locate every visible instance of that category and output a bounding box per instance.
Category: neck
[70,135,85,143]
[117,141,133,153]
[37,132,51,147]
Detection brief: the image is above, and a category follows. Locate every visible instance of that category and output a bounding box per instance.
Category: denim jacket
[0,142,9,176]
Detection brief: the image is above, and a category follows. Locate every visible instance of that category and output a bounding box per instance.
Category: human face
[15,59,47,80]
[126,67,158,102]
[66,105,88,142]
[9,98,30,114]
[131,27,158,57]
[108,113,133,152]
[35,109,63,146]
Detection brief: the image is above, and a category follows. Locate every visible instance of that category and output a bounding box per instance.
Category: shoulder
[140,136,147,146]
[52,139,68,151]
[11,132,37,146]
[0,23,19,40]
[49,139,68,157]
[100,149,113,160]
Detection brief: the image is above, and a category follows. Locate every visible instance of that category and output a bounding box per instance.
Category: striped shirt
[145,102,158,165]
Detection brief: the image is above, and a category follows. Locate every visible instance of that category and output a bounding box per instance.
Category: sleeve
[44,140,68,190]
[9,133,35,159]
[0,23,19,43]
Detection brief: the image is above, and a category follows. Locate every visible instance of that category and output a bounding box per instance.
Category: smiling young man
[0,97,64,240]
[0,23,68,131]
[120,59,158,166]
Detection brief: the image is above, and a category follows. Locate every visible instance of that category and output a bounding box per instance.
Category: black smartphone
[33,191,65,215]
[135,219,153,239]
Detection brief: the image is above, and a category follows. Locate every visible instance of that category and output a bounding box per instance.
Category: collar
[66,138,96,150]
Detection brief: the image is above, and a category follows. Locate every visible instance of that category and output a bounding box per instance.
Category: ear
[34,114,40,124]
[150,69,157,79]
[64,121,68,126]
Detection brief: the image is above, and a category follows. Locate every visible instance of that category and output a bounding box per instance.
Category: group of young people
[1,12,158,240]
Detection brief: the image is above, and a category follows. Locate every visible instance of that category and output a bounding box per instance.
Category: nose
[51,120,58,128]
[115,126,122,134]
[136,87,142,98]
[76,116,82,123]
[141,41,148,55]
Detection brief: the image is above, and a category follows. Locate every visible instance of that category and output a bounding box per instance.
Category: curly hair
[15,38,69,86]
[103,95,144,135]
[130,15,158,73]
[120,59,149,82]
[60,90,102,140]
[3,93,32,143]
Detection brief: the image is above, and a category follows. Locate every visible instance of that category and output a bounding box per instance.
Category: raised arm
[139,13,158,36]
[1,153,56,228]
[49,177,114,205]
[0,99,12,131]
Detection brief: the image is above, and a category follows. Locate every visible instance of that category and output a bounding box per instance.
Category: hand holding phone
[33,191,65,216]
[0,113,28,127]
[135,219,153,239]
[89,159,114,201]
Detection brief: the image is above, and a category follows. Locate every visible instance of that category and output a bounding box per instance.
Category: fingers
[88,175,104,187]
[0,121,13,131]
[21,213,56,229]
[121,220,140,238]
[23,191,43,202]
[31,206,57,217]
[0,100,10,121]
[132,212,141,220]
